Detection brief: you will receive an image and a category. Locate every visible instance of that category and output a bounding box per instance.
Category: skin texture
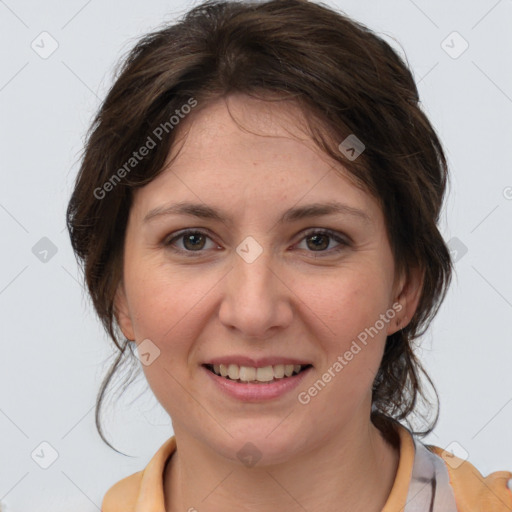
[115,93,423,512]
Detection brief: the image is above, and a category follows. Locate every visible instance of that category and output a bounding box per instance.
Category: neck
[164,415,400,512]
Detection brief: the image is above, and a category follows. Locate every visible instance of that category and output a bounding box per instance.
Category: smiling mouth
[203,363,313,384]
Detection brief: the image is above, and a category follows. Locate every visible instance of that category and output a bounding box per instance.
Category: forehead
[131,94,382,228]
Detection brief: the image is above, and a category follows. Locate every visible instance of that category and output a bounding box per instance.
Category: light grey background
[1,0,511,510]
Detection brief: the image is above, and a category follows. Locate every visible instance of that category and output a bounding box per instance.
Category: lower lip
[202,365,312,402]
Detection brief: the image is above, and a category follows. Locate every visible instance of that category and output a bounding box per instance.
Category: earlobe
[114,283,135,341]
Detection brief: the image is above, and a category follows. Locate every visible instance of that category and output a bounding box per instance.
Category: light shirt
[102,422,512,511]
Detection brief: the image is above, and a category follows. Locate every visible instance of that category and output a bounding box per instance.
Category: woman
[66,0,512,510]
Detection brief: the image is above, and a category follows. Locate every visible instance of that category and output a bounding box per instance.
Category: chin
[206,420,307,467]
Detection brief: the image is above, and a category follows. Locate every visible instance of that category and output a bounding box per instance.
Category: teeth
[228,364,239,380]
[239,366,256,381]
[273,364,285,378]
[209,363,307,382]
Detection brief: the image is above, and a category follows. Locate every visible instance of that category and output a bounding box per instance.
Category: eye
[295,229,349,256]
[164,230,219,255]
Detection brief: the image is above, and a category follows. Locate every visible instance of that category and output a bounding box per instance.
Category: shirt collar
[133,422,416,512]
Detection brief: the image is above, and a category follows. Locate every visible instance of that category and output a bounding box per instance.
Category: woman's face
[115,94,421,464]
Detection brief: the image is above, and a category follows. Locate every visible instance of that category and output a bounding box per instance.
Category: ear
[114,281,135,341]
[387,264,424,336]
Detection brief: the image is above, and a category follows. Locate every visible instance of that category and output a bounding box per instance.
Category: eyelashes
[163,228,350,257]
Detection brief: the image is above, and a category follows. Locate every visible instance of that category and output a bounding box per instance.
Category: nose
[218,242,294,340]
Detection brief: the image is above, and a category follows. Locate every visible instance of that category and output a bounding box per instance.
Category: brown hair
[66,0,453,453]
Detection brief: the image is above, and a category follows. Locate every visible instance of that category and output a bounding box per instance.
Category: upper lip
[204,356,313,368]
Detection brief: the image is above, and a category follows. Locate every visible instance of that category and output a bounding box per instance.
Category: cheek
[305,263,393,343]
[298,264,393,399]
[125,268,212,409]
[125,260,208,338]
[123,263,222,397]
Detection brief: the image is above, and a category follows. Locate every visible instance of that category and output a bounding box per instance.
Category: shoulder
[101,470,144,512]
[426,444,512,511]
[101,435,177,511]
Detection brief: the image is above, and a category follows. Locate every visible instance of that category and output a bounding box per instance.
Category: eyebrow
[143,200,371,225]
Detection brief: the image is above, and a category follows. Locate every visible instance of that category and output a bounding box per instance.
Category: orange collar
[102,421,512,512]
[131,423,416,511]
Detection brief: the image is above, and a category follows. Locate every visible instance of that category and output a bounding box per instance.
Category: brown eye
[164,230,217,255]
[182,232,207,251]
[296,229,349,255]
[306,233,330,251]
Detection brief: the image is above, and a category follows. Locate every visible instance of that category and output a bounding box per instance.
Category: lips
[202,361,313,401]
